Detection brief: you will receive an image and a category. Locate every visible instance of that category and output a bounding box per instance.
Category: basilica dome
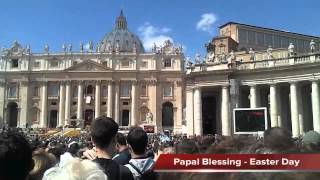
[99,10,145,53]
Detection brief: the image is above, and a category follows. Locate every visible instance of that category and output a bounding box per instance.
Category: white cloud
[138,22,174,50]
[196,13,217,33]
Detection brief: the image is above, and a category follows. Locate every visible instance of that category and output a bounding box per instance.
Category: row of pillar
[188,80,320,137]
[249,81,320,137]
[39,80,138,127]
[190,85,231,136]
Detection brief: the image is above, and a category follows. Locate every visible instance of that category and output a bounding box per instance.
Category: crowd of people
[1,116,320,180]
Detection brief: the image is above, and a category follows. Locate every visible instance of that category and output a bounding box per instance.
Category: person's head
[90,116,118,153]
[47,145,64,161]
[199,135,215,153]
[0,131,34,180]
[67,142,80,156]
[115,133,127,152]
[303,131,320,146]
[29,151,57,180]
[264,127,293,151]
[175,139,199,154]
[127,127,148,156]
[42,157,107,180]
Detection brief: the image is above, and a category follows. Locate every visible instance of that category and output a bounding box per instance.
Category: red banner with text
[154,154,320,172]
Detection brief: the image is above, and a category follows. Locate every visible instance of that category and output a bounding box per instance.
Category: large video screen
[233,108,267,134]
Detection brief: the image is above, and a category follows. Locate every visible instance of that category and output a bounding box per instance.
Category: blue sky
[0,0,319,58]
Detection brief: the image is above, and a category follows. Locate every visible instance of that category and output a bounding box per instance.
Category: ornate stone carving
[288,43,295,57]
[267,46,273,59]
[68,43,73,52]
[44,44,49,53]
[195,53,201,64]
[249,48,255,61]
[2,41,25,56]
[89,41,94,52]
[310,39,316,53]
[62,44,67,52]
[80,42,84,53]
[145,112,153,124]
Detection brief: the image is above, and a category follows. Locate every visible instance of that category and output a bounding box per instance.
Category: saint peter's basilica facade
[0,11,185,133]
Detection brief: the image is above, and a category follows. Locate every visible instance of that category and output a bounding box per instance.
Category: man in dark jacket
[83,116,133,180]
[113,132,131,165]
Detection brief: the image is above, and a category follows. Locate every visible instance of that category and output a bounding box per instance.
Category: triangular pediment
[65,60,110,71]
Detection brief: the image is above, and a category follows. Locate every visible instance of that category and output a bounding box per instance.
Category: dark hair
[116,133,127,146]
[0,131,34,180]
[127,127,148,155]
[264,127,293,151]
[175,139,199,154]
[67,142,80,156]
[90,116,118,149]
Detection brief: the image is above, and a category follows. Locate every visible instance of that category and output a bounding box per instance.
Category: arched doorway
[84,109,94,126]
[49,110,58,128]
[121,110,129,126]
[162,102,174,130]
[7,102,18,127]
[202,96,217,135]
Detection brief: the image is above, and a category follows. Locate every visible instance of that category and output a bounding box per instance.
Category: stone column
[114,81,120,124]
[221,86,231,136]
[250,85,258,108]
[130,81,137,126]
[19,81,30,128]
[0,82,5,128]
[65,81,71,124]
[149,80,160,132]
[107,81,113,118]
[193,87,202,135]
[269,84,278,127]
[58,82,65,127]
[290,82,300,137]
[77,81,83,119]
[312,80,320,133]
[186,88,194,136]
[297,85,304,135]
[40,82,48,127]
[95,80,101,118]
[174,81,183,133]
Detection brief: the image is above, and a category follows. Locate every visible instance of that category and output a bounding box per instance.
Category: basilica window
[120,83,130,97]
[11,59,19,68]
[33,85,39,97]
[265,33,273,46]
[48,83,59,97]
[248,30,256,45]
[164,58,172,67]
[33,61,40,68]
[121,60,130,68]
[102,85,108,97]
[140,84,147,97]
[73,86,78,97]
[141,61,148,68]
[238,29,248,44]
[163,84,173,97]
[85,85,94,95]
[102,61,108,67]
[50,61,59,68]
[8,84,17,98]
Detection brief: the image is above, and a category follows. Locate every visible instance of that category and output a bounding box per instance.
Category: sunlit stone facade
[0,11,185,133]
